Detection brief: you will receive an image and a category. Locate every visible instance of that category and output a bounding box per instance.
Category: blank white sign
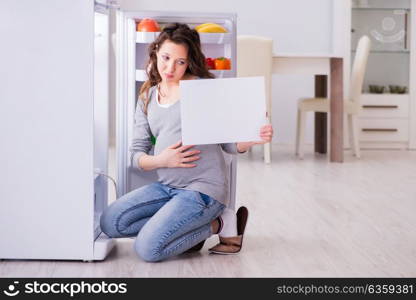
[180,77,267,145]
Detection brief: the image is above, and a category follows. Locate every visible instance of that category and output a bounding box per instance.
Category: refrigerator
[0,0,237,261]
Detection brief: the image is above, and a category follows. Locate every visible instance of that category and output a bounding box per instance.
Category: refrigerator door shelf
[93,232,116,261]
[135,69,234,82]
[136,31,232,44]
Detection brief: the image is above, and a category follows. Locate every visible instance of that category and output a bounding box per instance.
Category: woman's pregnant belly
[155,144,227,188]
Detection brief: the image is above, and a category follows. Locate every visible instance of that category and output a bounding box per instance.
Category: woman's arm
[236,142,256,153]
[236,124,274,153]
[138,141,200,171]
[130,100,154,171]
[220,143,238,154]
[137,154,164,171]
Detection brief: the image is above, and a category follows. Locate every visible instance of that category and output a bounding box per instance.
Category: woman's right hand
[156,141,201,168]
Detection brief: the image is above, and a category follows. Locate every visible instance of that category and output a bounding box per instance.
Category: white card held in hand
[180,76,267,145]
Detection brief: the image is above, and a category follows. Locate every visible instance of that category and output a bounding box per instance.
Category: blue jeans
[100,182,225,262]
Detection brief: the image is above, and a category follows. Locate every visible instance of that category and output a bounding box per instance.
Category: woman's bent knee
[100,205,123,238]
[134,235,163,262]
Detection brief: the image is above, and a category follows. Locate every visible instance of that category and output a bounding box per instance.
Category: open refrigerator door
[115,11,238,209]
[0,0,116,261]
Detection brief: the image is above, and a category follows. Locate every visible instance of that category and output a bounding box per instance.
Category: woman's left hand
[236,124,274,153]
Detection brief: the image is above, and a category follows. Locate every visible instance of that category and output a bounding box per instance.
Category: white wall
[109,0,344,145]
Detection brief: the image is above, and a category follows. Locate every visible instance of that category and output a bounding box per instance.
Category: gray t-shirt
[130,85,237,205]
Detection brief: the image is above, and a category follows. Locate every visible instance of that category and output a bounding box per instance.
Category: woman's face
[156,40,189,84]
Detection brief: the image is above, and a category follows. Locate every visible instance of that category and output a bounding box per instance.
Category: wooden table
[272,54,344,163]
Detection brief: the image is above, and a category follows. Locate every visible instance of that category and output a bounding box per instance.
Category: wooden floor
[2,145,416,277]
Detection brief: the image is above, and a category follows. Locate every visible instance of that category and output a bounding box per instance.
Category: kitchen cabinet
[349,0,416,149]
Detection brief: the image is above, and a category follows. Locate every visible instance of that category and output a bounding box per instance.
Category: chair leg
[296,109,306,159]
[264,112,272,163]
[295,109,301,156]
[263,142,271,163]
[348,114,360,158]
[347,114,354,155]
[352,115,361,158]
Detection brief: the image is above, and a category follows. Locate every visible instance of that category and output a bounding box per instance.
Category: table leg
[330,58,344,163]
[314,75,327,154]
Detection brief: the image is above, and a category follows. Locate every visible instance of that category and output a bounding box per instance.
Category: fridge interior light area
[116,11,238,210]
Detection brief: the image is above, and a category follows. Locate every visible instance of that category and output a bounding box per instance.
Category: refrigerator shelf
[136,31,232,44]
[210,70,234,77]
[199,33,233,44]
[135,69,234,82]
[136,31,160,43]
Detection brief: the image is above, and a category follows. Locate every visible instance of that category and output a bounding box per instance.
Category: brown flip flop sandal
[208,206,249,255]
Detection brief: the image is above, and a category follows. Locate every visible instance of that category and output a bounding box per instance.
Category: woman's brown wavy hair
[139,22,215,114]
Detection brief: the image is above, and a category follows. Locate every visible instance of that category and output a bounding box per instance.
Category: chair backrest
[237,35,273,119]
[349,35,371,107]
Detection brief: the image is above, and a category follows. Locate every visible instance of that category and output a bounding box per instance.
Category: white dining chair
[295,35,371,159]
[237,35,273,163]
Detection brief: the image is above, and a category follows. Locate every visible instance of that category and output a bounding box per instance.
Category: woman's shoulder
[139,85,157,101]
